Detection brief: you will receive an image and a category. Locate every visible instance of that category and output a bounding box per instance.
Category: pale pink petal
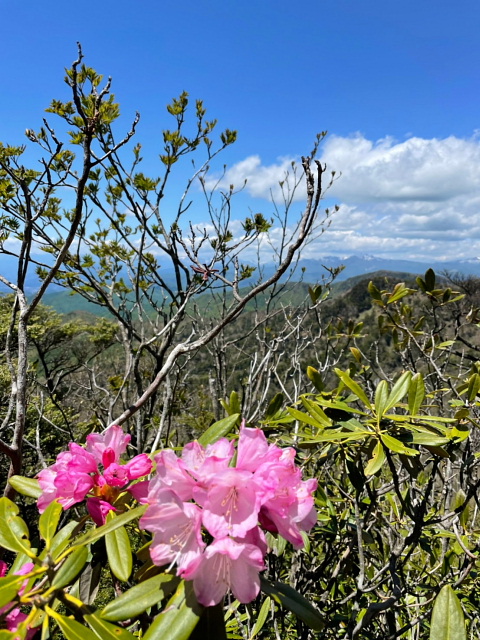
[182,439,233,481]
[237,426,269,472]
[237,527,268,556]
[201,469,261,539]
[86,424,130,464]
[151,450,195,501]
[186,538,265,606]
[140,490,204,574]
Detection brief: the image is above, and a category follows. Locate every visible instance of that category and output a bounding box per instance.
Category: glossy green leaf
[105,517,132,582]
[101,573,179,621]
[39,500,63,549]
[467,373,480,402]
[384,371,411,412]
[51,546,88,589]
[8,475,42,499]
[143,580,203,640]
[198,413,240,446]
[387,283,414,304]
[300,396,332,426]
[0,497,35,558]
[408,373,425,416]
[264,393,284,419]
[307,367,325,392]
[85,613,136,640]
[365,441,386,476]
[429,585,466,640]
[303,429,371,444]
[368,280,383,302]
[260,577,324,631]
[71,505,146,549]
[409,433,450,446]
[48,611,98,640]
[334,369,371,409]
[50,521,81,562]
[381,433,418,456]
[306,366,324,392]
[374,380,388,418]
[0,575,23,608]
[287,407,326,430]
[250,596,271,638]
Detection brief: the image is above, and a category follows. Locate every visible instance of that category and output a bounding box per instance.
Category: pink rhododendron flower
[141,423,317,607]
[85,424,130,463]
[37,425,152,525]
[140,489,205,575]
[183,537,265,606]
[199,468,262,538]
[0,562,36,639]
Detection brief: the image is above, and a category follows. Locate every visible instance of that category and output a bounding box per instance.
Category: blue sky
[2,0,480,263]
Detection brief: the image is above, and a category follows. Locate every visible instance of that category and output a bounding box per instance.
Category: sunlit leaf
[198,414,240,446]
[429,585,466,640]
[101,574,179,622]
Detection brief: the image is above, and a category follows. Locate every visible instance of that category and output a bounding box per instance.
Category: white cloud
[201,133,480,261]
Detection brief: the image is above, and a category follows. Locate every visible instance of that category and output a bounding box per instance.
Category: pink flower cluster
[138,425,317,607]
[37,425,152,525]
[0,561,36,639]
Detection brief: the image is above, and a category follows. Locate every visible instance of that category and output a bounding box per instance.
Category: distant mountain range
[1,253,479,299]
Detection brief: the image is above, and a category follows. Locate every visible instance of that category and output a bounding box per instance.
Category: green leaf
[384,371,411,412]
[374,380,389,419]
[264,393,284,419]
[0,497,35,558]
[105,516,132,582]
[51,546,88,589]
[387,283,414,304]
[300,396,332,427]
[301,429,370,444]
[368,281,383,302]
[425,268,436,292]
[198,414,240,447]
[50,521,81,562]
[8,476,42,499]
[84,613,136,640]
[143,580,203,640]
[306,366,324,392]
[250,597,271,638]
[0,630,16,639]
[334,369,372,409]
[365,441,386,476]
[408,373,425,416]
[39,500,63,550]
[381,434,418,456]
[287,407,326,430]
[0,575,24,608]
[260,577,324,631]
[47,611,98,640]
[71,506,146,549]
[429,584,466,640]
[101,574,179,622]
[467,373,480,402]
